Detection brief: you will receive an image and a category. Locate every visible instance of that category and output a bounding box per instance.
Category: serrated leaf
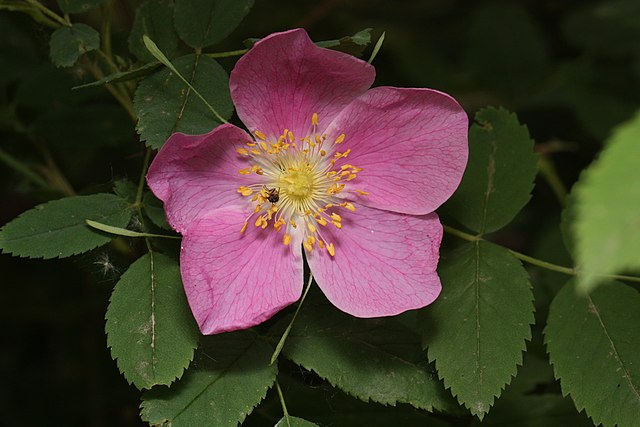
[49,23,100,68]
[573,111,640,292]
[545,280,640,427]
[73,62,161,89]
[420,241,534,418]
[281,305,458,413]
[57,0,105,14]
[275,416,318,427]
[141,331,277,426]
[134,53,233,149]
[106,252,198,390]
[174,0,254,49]
[0,194,131,259]
[315,28,372,57]
[445,107,538,234]
[128,1,177,62]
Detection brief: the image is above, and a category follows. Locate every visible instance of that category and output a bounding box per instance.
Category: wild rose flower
[147,29,468,334]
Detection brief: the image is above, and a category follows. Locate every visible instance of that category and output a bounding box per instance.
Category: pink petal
[328,87,468,215]
[146,124,257,233]
[230,29,375,139]
[306,204,443,317]
[181,208,304,334]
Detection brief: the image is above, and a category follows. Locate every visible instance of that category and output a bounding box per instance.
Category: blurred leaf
[467,3,549,93]
[49,23,100,68]
[0,193,131,259]
[280,305,458,413]
[545,281,640,427]
[445,107,538,234]
[134,53,232,149]
[57,0,106,14]
[106,252,198,390]
[73,61,161,89]
[469,394,592,427]
[143,191,171,230]
[420,241,534,418]
[0,15,39,84]
[141,331,277,426]
[564,0,640,57]
[316,28,372,56]
[573,110,640,291]
[128,0,177,63]
[560,190,577,258]
[275,416,317,427]
[174,0,254,49]
[15,65,78,108]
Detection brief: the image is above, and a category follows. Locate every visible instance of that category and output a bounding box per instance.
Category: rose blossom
[147,29,468,334]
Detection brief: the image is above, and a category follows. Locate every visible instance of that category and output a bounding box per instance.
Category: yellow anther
[254,204,262,213]
[308,223,317,233]
[246,142,257,147]
[316,216,327,226]
[326,243,336,256]
[320,150,326,156]
[238,168,251,175]
[290,219,297,228]
[355,189,369,195]
[303,241,313,252]
[312,112,319,126]
[251,194,259,202]
[240,221,248,234]
[288,131,294,142]
[318,240,325,249]
[274,219,285,231]
[315,134,322,145]
[255,130,267,140]
[255,216,264,227]
[307,236,316,246]
[259,141,269,151]
[334,134,345,144]
[250,149,261,155]
[283,233,292,245]
[342,202,356,211]
[346,174,357,181]
[236,147,249,156]
[237,186,253,196]
[331,213,342,222]
[332,221,343,229]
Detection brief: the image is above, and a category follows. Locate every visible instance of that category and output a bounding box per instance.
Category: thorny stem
[275,381,291,427]
[444,225,640,283]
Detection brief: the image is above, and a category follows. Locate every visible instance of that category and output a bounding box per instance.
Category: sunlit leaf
[420,241,534,418]
[0,194,131,259]
[106,252,198,390]
[545,280,640,427]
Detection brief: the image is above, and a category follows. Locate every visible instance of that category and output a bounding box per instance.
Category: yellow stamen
[236,147,249,156]
[355,189,369,195]
[312,112,319,126]
[255,130,267,140]
[326,243,335,256]
[308,223,317,233]
[334,134,345,144]
[283,233,292,245]
[237,186,253,196]
[240,221,248,234]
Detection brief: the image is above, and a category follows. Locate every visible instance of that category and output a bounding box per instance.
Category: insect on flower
[147,29,469,334]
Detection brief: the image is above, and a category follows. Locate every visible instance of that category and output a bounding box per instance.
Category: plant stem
[444,224,640,283]
[275,381,291,427]
[0,147,50,190]
[538,156,567,207]
[205,48,249,58]
[135,148,152,207]
[24,0,69,27]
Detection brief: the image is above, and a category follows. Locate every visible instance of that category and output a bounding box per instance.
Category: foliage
[1,1,639,426]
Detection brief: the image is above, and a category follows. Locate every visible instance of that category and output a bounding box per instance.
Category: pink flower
[147,29,468,334]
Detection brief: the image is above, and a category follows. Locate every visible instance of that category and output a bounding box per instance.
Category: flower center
[234,113,368,256]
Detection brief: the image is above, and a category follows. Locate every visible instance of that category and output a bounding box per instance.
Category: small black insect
[264,186,280,203]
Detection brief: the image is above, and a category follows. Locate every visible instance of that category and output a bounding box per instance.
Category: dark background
[1,0,639,425]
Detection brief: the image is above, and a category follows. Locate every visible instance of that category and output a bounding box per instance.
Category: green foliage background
[1,0,639,426]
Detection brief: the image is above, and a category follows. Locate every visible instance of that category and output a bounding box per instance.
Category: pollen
[233,113,368,256]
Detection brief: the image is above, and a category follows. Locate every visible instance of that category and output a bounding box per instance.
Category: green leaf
[174,0,254,49]
[143,192,172,230]
[106,252,198,390]
[445,107,538,234]
[420,241,534,418]
[73,62,161,90]
[141,331,277,426]
[545,280,640,427]
[281,305,458,413]
[57,0,106,14]
[275,416,318,427]
[49,23,100,68]
[315,28,373,57]
[128,1,177,62]
[134,53,233,149]
[0,194,131,259]
[573,111,640,292]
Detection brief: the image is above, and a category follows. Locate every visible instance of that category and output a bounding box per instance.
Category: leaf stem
[204,48,249,58]
[270,273,314,365]
[444,224,640,283]
[24,0,69,27]
[275,381,291,427]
